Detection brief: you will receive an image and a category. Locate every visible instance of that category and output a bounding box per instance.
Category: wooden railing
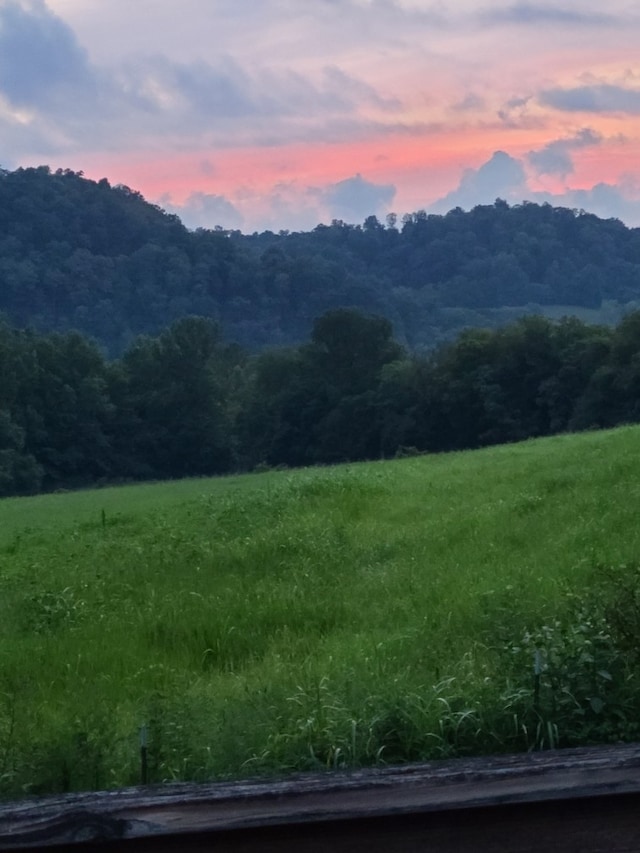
[1,743,640,851]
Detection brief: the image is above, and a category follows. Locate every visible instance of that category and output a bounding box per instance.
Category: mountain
[2,166,640,353]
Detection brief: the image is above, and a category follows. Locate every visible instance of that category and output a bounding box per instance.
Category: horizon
[2,1,640,231]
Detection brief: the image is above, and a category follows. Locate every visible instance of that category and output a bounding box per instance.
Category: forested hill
[3,165,640,353]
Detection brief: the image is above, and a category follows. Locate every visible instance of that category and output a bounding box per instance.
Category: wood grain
[1,744,640,851]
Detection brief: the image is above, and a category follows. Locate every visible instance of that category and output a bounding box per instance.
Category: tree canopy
[2,166,640,354]
[2,307,640,497]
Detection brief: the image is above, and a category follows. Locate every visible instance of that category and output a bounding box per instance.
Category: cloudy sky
[2,0,640,232]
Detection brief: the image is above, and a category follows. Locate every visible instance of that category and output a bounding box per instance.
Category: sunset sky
[2,0,640,232]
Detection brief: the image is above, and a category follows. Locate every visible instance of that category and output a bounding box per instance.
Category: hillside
[2,166,640,353]
[2,426,640,797]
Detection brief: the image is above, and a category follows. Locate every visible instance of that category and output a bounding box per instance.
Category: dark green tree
[117,317,237,478]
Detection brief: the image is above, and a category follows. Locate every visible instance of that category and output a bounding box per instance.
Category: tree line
[2,307,640,497]
[3,166,640,355]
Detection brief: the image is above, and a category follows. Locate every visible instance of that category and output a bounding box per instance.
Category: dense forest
[2,307,640,497]
[4,164,640,497]
[2,166,640,354]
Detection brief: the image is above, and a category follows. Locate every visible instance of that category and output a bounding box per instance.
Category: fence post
[533,648,543,714]
[139,725,148,785]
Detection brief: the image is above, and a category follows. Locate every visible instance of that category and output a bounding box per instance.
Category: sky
[2,0,640,233]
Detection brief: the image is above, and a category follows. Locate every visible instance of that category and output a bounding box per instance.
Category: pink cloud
[4,0,640,229]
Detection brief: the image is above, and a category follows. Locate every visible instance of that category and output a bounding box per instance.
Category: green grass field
[2,426,640,797]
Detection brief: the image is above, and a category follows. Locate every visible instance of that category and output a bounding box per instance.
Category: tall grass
[2,426,640,797]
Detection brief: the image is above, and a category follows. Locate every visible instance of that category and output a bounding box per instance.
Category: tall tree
[117,317,238,478]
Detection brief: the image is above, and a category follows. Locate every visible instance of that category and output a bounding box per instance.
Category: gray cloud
[527,127,603,178]
[0,0,411,159]
[0,0,98,110]
[431,151,527,212]
[162,191,244,231]
[426,149,640,228]
[452,93,486,112]
[479,3,618,27]
[497,95,536,128]
[125,57,402,122]
[250,182,324,234]
[161,173,398,233]
[529,145,572,179]
[120,55,264,119]
[540,83,640,114]
[44,0,451,75]
[321,173,396,223]
[518,181,640,227]
[6,0,640,235]
[0,111,54,168]
[559,182,640,224]
[321,66,402,113]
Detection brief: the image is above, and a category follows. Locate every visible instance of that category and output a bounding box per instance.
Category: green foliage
[5,302,640,494]
[4,167,640,353]
[8,163,640,494]
[237,309,404,468]
[116,316,236,477]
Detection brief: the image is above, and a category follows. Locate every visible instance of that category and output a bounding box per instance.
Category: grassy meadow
[2,426,640,797]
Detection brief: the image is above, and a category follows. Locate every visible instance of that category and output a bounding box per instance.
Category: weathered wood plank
[1,744,640,851]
